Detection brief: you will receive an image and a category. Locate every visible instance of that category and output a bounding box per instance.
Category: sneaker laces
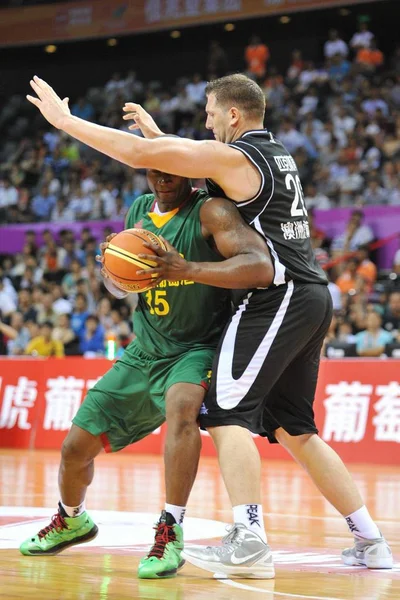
[148,521,176,559]
[222,524,245,545]
[38,512,69,539]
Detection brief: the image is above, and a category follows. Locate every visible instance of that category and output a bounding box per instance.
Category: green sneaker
[138,511,185,579]
[19,503,98,556]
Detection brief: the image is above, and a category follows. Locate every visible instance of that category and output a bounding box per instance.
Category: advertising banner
[0,357,399,464]
[0,0,380,48]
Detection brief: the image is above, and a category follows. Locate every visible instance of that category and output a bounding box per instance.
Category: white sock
[233,504,267,543]
[165,503,186,525]
[61,501,85,517]
[345,505,380,539]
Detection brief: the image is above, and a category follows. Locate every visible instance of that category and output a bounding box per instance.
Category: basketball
[103,228,166,293]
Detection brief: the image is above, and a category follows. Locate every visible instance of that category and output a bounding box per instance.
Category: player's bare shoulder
[200,196,247,236]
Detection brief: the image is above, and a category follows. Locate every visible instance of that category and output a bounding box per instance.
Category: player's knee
[166,395,199,433]
[275,428,315,449]
[61,429,100,464]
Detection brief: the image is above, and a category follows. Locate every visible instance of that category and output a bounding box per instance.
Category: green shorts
[72,340,214,452]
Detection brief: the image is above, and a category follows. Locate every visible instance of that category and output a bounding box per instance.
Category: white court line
[220,579,346,600]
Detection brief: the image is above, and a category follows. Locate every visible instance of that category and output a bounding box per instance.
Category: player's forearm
[61,115,144,168]
[187,253,273,289]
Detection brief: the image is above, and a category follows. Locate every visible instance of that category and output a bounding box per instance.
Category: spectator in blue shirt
[355,311,393,357]
[329,53,351,83]
[31,184,57,221]
[70,293,90,336]
[71,98,95,121]
[79,315,105,355]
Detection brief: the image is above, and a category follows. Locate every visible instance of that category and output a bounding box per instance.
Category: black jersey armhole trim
[227,142,265,205]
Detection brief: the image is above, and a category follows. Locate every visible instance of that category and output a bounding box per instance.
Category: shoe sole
[181,552,275,579]
[342,556,393,569]
[138,558,186,579]
[20,525,99,556]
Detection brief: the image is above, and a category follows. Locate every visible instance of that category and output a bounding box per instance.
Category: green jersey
[125,188,230,358]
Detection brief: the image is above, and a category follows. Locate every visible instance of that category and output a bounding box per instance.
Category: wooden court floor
[0,449,399,600]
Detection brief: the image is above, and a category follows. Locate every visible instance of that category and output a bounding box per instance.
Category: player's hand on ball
[137,236,191,285]
[96,233,118,279]
[122,103,163,139]
[27,76,70,129]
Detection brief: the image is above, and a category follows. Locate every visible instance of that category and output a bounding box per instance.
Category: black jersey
[206,130,327,286]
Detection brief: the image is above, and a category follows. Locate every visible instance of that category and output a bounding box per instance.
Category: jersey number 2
[286,174,308,217]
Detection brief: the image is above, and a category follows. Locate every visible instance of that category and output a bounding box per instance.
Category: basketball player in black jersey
[28,74,392,578]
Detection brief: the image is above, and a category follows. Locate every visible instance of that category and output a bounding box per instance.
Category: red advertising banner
[0,0,381,48]
[0,357,399,464]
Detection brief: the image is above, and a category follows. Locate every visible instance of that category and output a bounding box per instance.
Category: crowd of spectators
[0,14,399,358]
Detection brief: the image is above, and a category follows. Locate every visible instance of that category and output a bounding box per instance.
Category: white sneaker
[342,533,393,569]
[181,523,275,579]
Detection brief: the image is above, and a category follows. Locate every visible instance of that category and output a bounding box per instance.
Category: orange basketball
[103,228,166,293]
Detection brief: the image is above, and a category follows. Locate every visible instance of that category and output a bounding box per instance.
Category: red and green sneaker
[138,511,185,579]
[19,503,98,556]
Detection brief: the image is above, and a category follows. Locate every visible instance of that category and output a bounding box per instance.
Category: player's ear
[229,107,240,126]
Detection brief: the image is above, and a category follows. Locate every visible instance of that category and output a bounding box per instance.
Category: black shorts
[200,281,332,443]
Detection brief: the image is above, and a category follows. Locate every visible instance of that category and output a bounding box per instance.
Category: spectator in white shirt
[186,73,207,106]
[361,88,389,117]
[331,210,374,252]
[0,177,18,209]
[338,161,364,205]
[363,178,388,205]
[324,29,348,59]
[388,184,400,206]
[350,21,374,51]
[69,186,93,221]
[333,106,356,137]
[0,276,17,317]
[277,118,306,154]
[304,183,331,210]
[100,181,118,218]
[51,197,75,222]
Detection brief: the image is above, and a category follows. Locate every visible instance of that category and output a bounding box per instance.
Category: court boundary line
[220,578,347,600]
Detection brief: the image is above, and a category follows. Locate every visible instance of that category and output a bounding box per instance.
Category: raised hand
[27,76,70,129]
[122,103,164,139]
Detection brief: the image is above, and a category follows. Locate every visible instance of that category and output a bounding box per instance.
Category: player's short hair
[205,74,266,120]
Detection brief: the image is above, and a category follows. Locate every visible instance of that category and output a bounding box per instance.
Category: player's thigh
[73,353,164,452]
[201,285,300,433]
[202,283,332,434]
[155,347,214,422]
[262,302,332,443]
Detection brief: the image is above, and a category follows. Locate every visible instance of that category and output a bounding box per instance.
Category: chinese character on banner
[204,0,219,13]
[185,0,200,16]
[0,376,37,430]
[373,382,400,443]
[144,0,161,23]
[44,377,85,431]
[322,382,372,443]
[222,0,241,10]
[165,0,181,18]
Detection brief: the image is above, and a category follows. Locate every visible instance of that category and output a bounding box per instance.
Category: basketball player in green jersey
[20,168,273,579]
